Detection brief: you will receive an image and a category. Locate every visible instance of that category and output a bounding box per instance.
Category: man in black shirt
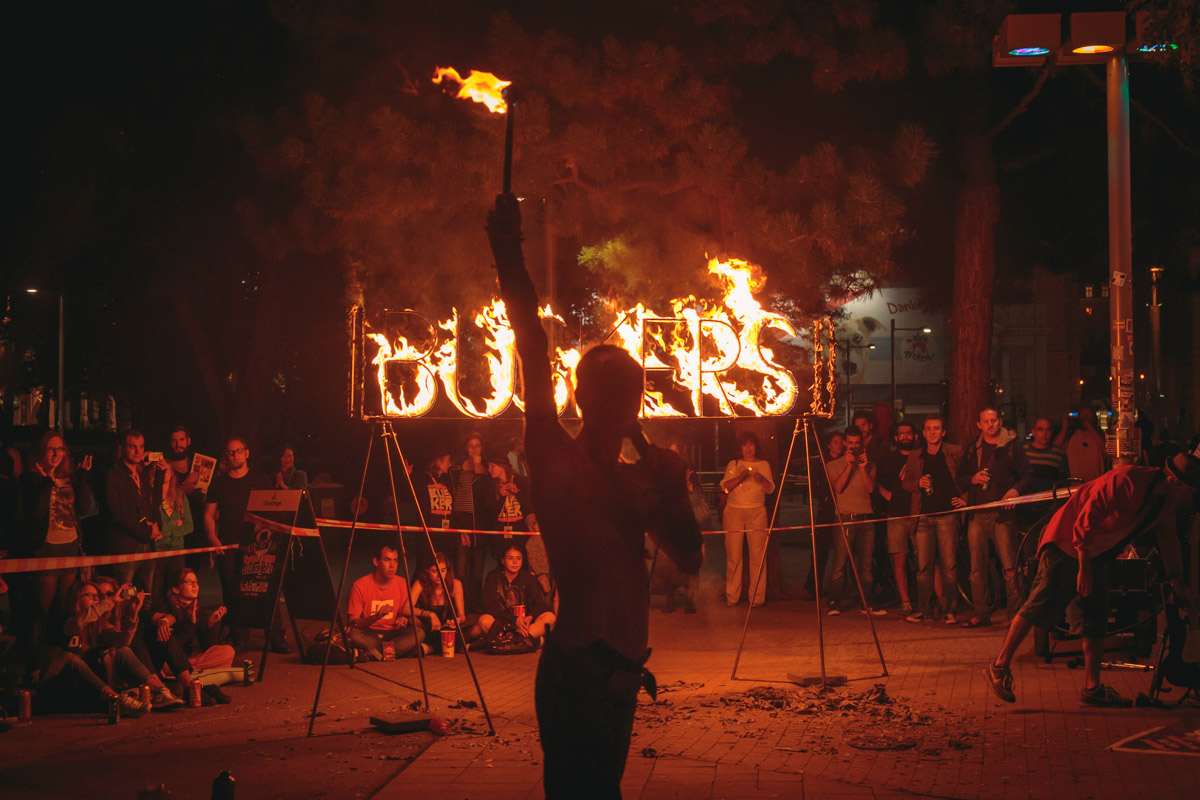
[203,436,276,650]
[901,416,966,622]
[876,422,919,613]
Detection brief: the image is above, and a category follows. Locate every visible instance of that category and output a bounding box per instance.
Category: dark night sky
[4,1,1197,463]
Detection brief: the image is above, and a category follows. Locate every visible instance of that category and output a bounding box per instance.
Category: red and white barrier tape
[0,543,239,574]
[310,487,1075,537]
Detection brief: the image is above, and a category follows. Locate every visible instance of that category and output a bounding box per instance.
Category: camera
[144,452,164,463]
[120,585,139,601]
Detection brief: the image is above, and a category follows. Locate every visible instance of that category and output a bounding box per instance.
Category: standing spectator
[958,408,1033,628]
[902,415,966,622]
[852,410,885,466]
[203,436,274,650]
[720,432,775,608]
[1019,418,1070,533]
[0,436,22,550]
[105,429,161,592]
[152,464,192,603]
[273,445,308,491]
[485,455,532,559]
[1054,407,1108,482]
[164,425,207,549]
[507,436,529,478]
[17,432,94,676]
[419,449,456,554]
[803,431,845,600]
[876,422,919,613]
[826,428,883,615]
[346,543,425,660]
[450,433,492,611]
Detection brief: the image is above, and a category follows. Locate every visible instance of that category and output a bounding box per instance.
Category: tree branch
[987,60,1056,141]
[1079,69,1200,160]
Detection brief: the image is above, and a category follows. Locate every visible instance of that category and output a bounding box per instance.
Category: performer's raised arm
[486,193,555,422]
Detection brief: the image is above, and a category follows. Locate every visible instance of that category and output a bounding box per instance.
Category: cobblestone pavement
[5,556,1198,799]
[382,570,1200,799]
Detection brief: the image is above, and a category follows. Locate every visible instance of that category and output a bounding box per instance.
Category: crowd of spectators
[0,402,1195,717]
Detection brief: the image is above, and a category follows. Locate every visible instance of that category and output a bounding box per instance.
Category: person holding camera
[825,428,883,615]
[105,429,164,593]
[721,431,775,608]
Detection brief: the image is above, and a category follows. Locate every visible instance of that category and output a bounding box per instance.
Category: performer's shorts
[1017,546,1112,639]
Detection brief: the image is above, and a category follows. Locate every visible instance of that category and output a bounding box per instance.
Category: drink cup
[18,690,32,721]
[441,628,456,657]
[512,604,526,620]
[922,475,933,496]
[189,682,203,708]
[138,684,151,705]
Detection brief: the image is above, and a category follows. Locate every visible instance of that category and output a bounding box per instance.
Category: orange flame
[432,66,510,114]
[364,258,802,418]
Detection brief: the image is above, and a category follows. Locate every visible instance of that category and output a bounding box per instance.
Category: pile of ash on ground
[637,683,977,756]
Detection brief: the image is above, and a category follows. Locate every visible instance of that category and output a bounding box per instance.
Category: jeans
[723,505,768,605]
[348,625,425,660]
[967,511,1019,621]
[914,514,960,614]
[828,515,874,608]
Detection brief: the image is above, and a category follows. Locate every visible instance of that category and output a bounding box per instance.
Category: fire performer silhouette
[487,193,703,797]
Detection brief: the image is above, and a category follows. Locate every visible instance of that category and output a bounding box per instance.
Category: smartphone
[145,452,164,463]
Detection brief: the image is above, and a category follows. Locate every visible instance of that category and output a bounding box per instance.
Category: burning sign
[352,258,814,420]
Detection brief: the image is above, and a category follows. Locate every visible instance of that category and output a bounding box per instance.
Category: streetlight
[993,11,1175,464]
[25,287,65,431]
[841,340,876,427]
[890,319,932,424]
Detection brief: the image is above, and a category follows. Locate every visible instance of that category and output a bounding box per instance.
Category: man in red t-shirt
[347,544,425,660]
[984,452,1199,707]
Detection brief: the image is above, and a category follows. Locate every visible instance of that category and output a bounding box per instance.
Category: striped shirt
[1023,444,1068,492]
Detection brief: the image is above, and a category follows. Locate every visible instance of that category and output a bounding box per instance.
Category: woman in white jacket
[721,432,775,607]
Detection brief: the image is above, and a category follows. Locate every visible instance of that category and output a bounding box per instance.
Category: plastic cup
[441,629,455,658]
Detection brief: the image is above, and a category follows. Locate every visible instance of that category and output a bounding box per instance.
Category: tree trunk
[948,129,998,445]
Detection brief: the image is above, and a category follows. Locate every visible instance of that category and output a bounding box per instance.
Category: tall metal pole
[57,292,64,431]
[1107,54,1135,465]
[890,319,897,426]
[1149,266,1163,403]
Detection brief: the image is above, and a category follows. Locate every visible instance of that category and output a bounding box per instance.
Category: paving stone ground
[5,542,1198,799]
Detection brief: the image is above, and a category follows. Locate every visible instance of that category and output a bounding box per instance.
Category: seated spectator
[478,545,555,650]
[347,544,425,660]
[410,552,483,652]
[274,445,308,491]
[151,465,193,604]
[145,568,236,705]
[40,579,183,715]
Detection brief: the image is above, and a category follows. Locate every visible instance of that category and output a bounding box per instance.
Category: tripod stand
[730,416,888,686]
[306,421,494,737]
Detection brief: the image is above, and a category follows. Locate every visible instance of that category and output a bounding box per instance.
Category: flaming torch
[432,66,514,192]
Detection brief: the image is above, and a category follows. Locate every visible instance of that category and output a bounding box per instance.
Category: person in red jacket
[984,452,1200,707]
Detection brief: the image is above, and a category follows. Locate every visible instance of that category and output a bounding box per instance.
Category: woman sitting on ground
[145,568,236,705]
[410,552,483,652]
[40,579,183,716]
[479,545,556,650]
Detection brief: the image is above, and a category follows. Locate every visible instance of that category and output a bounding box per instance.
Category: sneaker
[943,613,957,625]
[859,607,887,616]
[905,612,926,623]
[983,663,1016,703]
[901,601,914,614]
[827,603,841,616]
[118,692,151,718]
[202,685,231,705]
[1080,684,1133,708]
[151,688,185,710]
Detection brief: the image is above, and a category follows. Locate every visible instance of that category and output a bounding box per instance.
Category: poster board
[240,490,347,675]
